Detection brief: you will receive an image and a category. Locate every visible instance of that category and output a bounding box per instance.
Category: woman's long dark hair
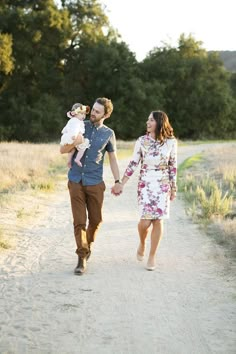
[152,111,174,144]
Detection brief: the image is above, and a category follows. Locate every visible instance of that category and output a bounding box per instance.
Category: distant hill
[211,51,236,72]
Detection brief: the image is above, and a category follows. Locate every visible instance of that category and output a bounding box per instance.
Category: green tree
[140,34,236,139]
[63,38,165,139]
[61,0,117,106]
[0,0,72,140]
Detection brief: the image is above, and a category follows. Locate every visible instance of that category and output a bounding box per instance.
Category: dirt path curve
[0,143,236,354]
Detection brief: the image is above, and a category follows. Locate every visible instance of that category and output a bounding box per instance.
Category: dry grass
[207,219,236,257]
[116,141,135,159]
[204,145,236,256]
[0,141,134,194]
[0,140,134,249]
[1,141,235,253]
[179,144,236,257]
[0,142,68,249]
[116,140,136,150]
[212,147,236,189]
[0,142,67,194]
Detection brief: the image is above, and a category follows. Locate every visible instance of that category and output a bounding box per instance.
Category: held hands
[111,182,123,196]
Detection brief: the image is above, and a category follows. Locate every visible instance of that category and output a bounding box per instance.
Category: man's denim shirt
[68,120,116,185]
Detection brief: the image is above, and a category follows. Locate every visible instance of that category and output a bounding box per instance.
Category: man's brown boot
[74,257,87,275]
[86,242,93,261]
[86,250,91,261]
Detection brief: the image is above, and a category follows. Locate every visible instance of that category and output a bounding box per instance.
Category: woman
[117,111,177,271]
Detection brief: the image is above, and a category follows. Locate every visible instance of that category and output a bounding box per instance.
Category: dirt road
[0,143,236,354]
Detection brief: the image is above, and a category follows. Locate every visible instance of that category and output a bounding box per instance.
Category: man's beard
[90,115,103,123]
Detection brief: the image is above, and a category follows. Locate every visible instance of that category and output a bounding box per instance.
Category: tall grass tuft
[0,226,10,249]
[179,145,236,257]
[196,184,232,219]
[183,176,233,219]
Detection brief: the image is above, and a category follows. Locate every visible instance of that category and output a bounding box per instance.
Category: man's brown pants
[68,181,105,258]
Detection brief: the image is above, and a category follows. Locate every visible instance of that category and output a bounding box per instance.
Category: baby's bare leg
[67,149,75,168]
[74,149,85,167]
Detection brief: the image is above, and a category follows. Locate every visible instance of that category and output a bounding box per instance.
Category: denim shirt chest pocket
[93,131,110,151]
[85,130,108,165]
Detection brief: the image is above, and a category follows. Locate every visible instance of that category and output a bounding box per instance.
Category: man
[60,97,121,275]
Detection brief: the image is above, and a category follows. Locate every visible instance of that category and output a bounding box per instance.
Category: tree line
[218,51,236,72]
[0,0,236,142]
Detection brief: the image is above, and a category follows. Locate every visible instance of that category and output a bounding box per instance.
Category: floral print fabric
[124,135,177,220]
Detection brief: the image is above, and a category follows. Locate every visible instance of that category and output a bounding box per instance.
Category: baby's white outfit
[60,118,90,150]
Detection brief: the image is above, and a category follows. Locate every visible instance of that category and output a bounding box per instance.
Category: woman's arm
[168,139,177,200]
[122,138,142,179]
[111,138,141,195]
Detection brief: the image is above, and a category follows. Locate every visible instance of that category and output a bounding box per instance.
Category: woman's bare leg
[147,219,163,269]
[137,219,151,260]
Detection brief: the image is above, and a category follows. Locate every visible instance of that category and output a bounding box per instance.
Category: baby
[60,103,90,168]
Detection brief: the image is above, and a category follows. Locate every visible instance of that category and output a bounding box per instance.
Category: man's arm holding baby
[60,134,84,154]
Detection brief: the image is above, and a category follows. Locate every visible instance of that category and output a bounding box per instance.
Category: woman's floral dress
[124,135,177,220]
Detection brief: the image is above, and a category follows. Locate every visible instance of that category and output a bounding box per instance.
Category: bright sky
[101,0,235,61]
